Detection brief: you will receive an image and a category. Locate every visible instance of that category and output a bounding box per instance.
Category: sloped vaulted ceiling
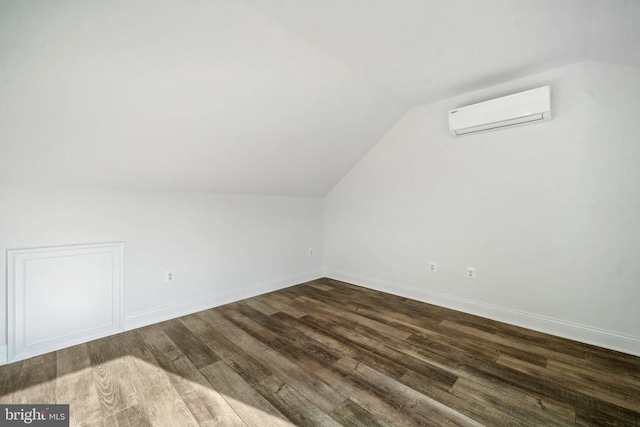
[1,0,638,196]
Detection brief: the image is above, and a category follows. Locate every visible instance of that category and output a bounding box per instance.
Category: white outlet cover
[466,267,475,279]
[429,262,437,272]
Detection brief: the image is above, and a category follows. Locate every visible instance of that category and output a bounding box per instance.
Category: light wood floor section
[1,278,640,426]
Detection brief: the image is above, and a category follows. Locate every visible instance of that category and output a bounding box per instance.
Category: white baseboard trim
[124,270,323,331]
[0,345,7,366]
[325,270,640,357]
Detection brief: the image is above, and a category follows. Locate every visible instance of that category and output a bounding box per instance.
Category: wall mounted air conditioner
[448,86,551,137]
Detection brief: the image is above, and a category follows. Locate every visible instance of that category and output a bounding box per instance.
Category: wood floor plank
[313,280,432,319]
[161,318,221,369]
[0,353,56,404]
[218,304,295,350]
[271,312,365,361]
[212,310,348,413]
[497,354,640,413]
[546,357,640,392]
[450,314,640,374]
[342,303,442,336]
[418,321,548,367]
[296,312,408,379]
[271,342,430,426]
[302,312,459,388]
[119,330,200,427]
[391,338,577,425]
[141,325,247,426]
[399,336,622,426]
[199,360,294,427]
[243,297,280,316]
[440,319,636,377]
[0,357,25,401]
[187,312,273,386]
[307,281,335,292]
[56,343,103,426]
[330,399,392,427]
[254,375,343,427]
[399,369,526,427]
[451,377,574,426]
[103,404,153,427]
[16,354,57,404]
[295,295,413,341]
[2,278,640,426]
[255,293,308,318]
[88,333,140,417]
[233,303,340,363]
[333,356,484,427]
[477,355,640,425]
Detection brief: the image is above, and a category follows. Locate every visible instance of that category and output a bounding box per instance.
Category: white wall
[0,0,403,197]
[325,61,640,355]
[2,60,639,360]
[0,187,323,349]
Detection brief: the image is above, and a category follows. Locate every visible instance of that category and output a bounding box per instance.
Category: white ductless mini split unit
[448,86,552,136]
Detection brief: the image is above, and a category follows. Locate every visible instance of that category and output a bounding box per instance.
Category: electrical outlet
[165,271,174,282]
[466,267,475,279]
[309,248,314,256]
[429,261,437,273]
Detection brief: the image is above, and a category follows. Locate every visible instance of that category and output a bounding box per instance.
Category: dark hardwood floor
[1,278,639,426]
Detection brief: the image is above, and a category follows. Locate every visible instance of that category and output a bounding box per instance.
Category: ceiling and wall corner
[1,0,639,197]
[0,0,404,196]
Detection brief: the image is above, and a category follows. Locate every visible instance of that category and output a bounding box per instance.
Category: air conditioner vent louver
[449,86,552,137]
